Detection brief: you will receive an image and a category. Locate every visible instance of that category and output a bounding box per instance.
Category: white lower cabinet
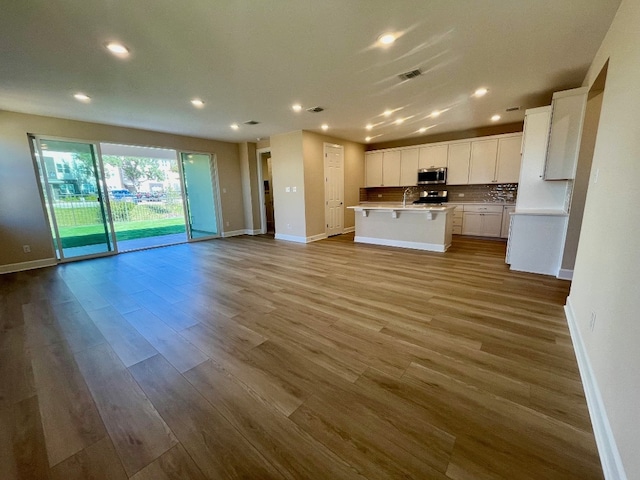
[452,206,463,234]
[501,206,515,238]
[460,205,505,237]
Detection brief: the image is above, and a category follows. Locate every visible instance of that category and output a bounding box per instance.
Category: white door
[324,144,344,237]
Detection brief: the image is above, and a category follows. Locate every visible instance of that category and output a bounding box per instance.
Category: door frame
[29,134,119,262]
[256,147,271,235]
[177,150,224,242]
[323,142,345,237]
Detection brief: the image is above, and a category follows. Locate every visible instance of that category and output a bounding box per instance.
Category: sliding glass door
[31,136,116,260]
[180,153,221,240]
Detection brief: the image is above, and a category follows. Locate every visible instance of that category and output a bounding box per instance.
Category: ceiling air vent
[506,106,521,112]
[243,120,260,125]
[398,69,422,81]
[306,106,324,113]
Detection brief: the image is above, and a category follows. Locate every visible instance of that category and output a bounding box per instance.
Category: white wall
[567,0,640,477]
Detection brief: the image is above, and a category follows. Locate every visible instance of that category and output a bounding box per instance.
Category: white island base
[349,204,456,252]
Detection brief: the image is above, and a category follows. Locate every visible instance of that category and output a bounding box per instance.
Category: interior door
[324,144,344,237]
[180,152,221,240]
[31,136,116,260]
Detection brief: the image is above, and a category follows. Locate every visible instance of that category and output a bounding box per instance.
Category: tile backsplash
[360,184,518,203]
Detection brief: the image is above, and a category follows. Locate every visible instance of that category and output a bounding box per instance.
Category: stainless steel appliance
[417,167,447,184]
[413,190,448,204]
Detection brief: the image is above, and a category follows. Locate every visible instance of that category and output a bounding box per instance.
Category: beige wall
[270,131,306,238]
[568,0,639,477]
[301,131,365,237]
[0,111,244,269]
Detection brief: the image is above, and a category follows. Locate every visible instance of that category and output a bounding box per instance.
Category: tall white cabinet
[507,106,572,276]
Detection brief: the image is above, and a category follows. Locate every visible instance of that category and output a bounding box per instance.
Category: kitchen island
[348,203,456,252]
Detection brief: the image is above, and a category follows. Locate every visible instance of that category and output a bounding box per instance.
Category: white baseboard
[306,233,327,243]
[354,236,449,253]
[274,233,328,243]
[221,229,246,238]
[565,297,627,480]
[0,257,57,274]
[274,233,307,243]
[557,268,574,280]
[245,229,263,235]
[343,226,355,234]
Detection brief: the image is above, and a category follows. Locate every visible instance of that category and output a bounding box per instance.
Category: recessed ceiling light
[191,99,205,108]
[321,124,329,131]
[491,114,501,122]
[230,123,239,130]
[366,124,373,130]
[73,93,91,102]
[474,88,488,97]
[395,118,404,125]
[431,110,441,118]
[377,33,397,45]
[383,110,392,117]
[292,104,302,112]
[418,127,427,133]
[105,42,129,56]
[365,136,372,142]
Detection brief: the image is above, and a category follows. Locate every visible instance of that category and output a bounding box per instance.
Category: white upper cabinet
[382,150,402,186]
[495,135,523,183]
[365,152,383,187]
[544,87,588,180]
[399,148,419,186]
[469,139,499,184]
[447,142,471,185]
[418,144,448,169]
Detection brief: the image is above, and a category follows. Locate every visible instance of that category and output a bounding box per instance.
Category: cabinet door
[462,212,483,235]
[418,144,448,169]
[382,150,401,186]
[399,148,419,186]
[365,152,383,187]
[501,206,515,238]
[447,142,471,184]
[469,139,498,184]
[496,135,523,183]
[544,88,587,180]
[482,213,503,237]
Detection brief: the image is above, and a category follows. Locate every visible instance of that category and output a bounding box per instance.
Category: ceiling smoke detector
[244,120,260,125]
[306,106,325,113]
[398,69,422,81]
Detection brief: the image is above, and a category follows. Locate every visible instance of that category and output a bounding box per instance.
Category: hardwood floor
[0,234,603,479]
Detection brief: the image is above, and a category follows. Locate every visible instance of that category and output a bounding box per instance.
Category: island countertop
[348,203,457,211]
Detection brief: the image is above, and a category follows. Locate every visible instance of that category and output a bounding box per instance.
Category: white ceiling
[0,0,620,145]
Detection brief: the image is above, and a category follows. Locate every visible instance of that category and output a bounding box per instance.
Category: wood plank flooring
[0,234,603,479]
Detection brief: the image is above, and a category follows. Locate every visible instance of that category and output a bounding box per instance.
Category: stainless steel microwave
[418,167,447,185]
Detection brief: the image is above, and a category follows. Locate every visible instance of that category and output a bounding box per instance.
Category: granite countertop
[349,203,456,211]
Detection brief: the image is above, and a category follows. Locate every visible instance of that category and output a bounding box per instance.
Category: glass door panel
[33,137,115,260]
[180,153,220,239]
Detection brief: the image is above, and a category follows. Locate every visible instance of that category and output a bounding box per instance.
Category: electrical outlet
[377,194,382,198]
[222,188,227,194]
[590,312,597,331]
[225,221,229,227]
[287,223,291,229]
[22,245,31,253]
[458,193,465,197]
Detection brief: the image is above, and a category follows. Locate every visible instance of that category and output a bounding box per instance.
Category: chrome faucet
[402,187,414,207]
